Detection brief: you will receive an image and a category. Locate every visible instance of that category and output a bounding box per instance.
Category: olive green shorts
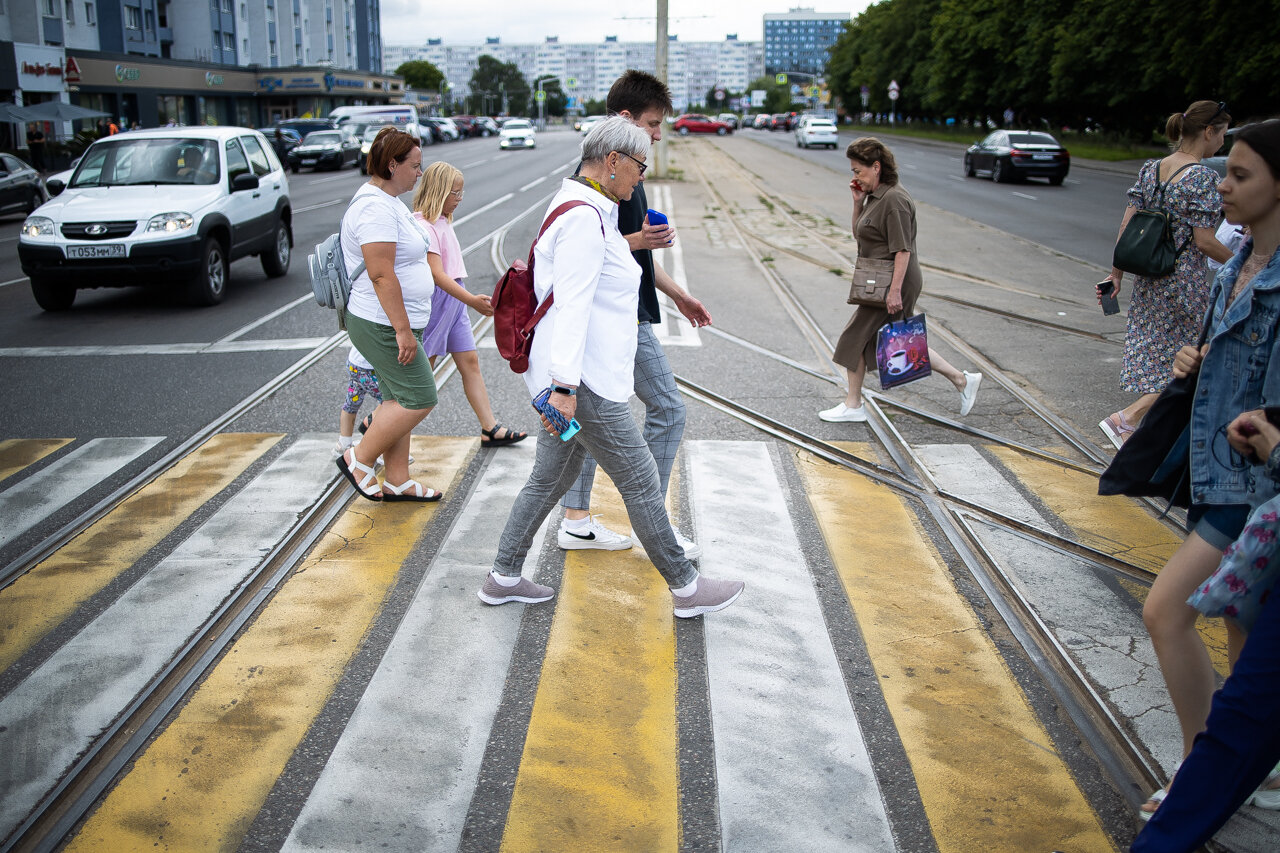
[343,312,438,411]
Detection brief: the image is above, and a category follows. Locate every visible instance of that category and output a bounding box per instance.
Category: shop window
[125,5,140,28]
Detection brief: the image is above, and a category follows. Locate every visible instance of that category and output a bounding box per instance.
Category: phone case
[646,209,668,226]
[532,387,581,441]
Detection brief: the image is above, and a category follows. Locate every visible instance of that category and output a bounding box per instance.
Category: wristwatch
[551,384,576,396]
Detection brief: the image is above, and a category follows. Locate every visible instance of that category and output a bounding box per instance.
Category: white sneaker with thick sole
[632,528,703,560]
[819,403,867,423]
[557,515,633,550]
[959,372,983,416]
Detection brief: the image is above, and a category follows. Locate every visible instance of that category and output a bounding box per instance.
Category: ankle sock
[671,576,699,597]
[337,434,355,449]
[491,571,521,587]
[562,515,590,533]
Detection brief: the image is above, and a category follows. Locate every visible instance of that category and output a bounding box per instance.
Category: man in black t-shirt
[557,70,713,559]
[26,124,45,172]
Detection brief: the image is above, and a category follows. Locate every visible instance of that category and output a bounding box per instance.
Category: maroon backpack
[491,200,603,373]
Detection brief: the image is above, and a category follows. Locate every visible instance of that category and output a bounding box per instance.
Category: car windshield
[1007,132,1058,146]
[505,121,532,130]
[69,137,220,187]
[362,125,393,142]
[302,131,342,145]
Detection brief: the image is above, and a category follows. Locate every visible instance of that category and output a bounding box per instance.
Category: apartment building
[762,7,849,79]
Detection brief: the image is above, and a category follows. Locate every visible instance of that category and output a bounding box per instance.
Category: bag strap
[521,200,606,337]
[1153,161,1197,207]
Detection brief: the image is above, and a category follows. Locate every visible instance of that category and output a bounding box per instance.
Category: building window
[44,0,59,15]
[145,8,153,31]
[125,5,141,28]
[243,37,248,52]
[240,2,246,16]
[65,0,73,22]
[269,39,277,58]
[85,1,93,23]
[223,32,234,50]
[221,0,231,11]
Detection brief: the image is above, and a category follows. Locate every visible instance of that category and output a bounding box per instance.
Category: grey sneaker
[672,576,745,618]
[557,515,633,550]
[478,573,555,606]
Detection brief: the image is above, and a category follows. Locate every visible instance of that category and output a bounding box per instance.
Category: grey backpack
[308,232,365,310]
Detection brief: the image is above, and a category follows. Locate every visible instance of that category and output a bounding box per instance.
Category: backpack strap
[522,200,607,337]
[1155,162,1200,261]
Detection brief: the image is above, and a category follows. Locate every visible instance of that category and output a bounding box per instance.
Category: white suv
[19,126,292,310]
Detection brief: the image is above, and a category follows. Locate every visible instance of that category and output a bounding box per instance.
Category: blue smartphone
[646,209,673,245]
[532,387,581,441]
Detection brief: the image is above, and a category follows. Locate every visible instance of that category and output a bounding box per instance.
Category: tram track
[680,138,1165,805]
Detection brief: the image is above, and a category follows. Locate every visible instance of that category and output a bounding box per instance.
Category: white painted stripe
[0,437,164,547]
[1012,191,1037,200]
[0,275,28,288]
[216,294,312,343]
[309,172,357,185]
[452,192,513,228]
[0,338,328,357]
[689,440,895,851]
[461,157,491,168]
[282,447,547,852]
[519,175,547,193]
[948,174,965,182]
[551,161,573,175]
[915,443,1182,774]
[294,198,346,214]
[0,437,338,839]
[651,184,701,348]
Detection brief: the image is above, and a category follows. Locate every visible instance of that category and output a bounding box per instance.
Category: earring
[610,173,615,179]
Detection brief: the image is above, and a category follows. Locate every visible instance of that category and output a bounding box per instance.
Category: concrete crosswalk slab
[0,436,164,547]
[689,440,895,851]
[0,436,335,838]
[282,450,548,853]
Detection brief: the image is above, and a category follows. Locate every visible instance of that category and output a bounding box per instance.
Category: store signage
[115,65,142,82]
[205,72,224,86]
[64,56,81,83]
[21,61,63,78]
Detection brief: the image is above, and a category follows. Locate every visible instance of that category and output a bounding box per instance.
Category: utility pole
[655,0,668,178]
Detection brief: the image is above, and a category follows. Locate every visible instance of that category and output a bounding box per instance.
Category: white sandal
[335,448,382,501]
[1248,763,1280,809]
[382,479,442,503]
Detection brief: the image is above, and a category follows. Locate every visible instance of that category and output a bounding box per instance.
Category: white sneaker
[959,372,982,416]
[674,529,702,560]
[819,402,867,423]
[557,515,633,550]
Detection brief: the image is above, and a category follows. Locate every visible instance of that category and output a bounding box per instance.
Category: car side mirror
[46,178,65,196]
[231,173,260,192]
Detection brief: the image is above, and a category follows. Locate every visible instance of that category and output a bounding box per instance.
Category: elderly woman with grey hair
[478,115,745,618]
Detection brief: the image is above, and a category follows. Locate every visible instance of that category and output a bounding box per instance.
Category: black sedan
[964,130,1070,185]
[286,130,362,172]
[0,152,47,217]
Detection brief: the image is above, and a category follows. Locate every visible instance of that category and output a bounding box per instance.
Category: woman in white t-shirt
[334,127,442,503]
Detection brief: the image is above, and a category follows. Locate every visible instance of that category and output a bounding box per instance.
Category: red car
[673,114,733,136]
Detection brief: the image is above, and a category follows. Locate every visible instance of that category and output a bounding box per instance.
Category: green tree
[745,76,791,115]
[394,60,444,92]
[467,55,530,117]
[532,75,568,118]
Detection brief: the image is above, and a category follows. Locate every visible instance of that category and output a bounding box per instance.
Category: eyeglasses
[449,188,465,199]
[618,151,648,176]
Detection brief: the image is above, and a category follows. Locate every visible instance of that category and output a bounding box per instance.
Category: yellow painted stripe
[0,438,74,484]
[64,436,474,853]
[502,473,679,852]
[990,446,1228,675]
[0,433,282,673]
[800,443,1116,853]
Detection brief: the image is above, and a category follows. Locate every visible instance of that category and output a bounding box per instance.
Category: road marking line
[216,294,312,343]
[502,473,679,850]
[283,443,546,851]
[551,161,573,175]
[691,440,896,849]
[519,176,547,193]
[0,434,281,673]
[0,436,164,549]
[948,174,965,182]
[0,437,73,485]
[294,199,345,214]
[651,183,701,348]
[799,442,1114,852]
[64,437,474,852]
[0,437,337,841]
[0,338,328,357]
[1012,191,1037,200]
[453,192,514,228]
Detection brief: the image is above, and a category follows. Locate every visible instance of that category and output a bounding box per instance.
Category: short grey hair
[581,115,651,164]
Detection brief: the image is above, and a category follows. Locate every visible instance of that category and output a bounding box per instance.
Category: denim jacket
[1191,240,1280,507]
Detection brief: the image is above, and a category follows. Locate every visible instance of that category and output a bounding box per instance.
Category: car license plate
[1033,154,1054,161]
[67,244,125,259]
[302,159,316,165]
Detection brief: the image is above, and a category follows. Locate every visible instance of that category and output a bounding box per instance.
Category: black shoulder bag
[1112,161,1195,279]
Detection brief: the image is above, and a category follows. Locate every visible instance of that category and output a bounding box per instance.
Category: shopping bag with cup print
[876,313,932,390]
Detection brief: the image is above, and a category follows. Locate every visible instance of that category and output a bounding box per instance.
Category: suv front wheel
[261,219,292,278]
[189,237,229,306]
[31,277,76,311]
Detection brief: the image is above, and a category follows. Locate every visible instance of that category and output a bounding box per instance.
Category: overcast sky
[380,2,873,47]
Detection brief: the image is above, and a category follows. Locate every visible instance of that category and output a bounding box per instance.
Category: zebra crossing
[0,431,1210,851]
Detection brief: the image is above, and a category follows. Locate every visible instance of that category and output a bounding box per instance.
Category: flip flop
[383,479,442,503]
[336,448,382,501]
[358,412,374,435]
[481,423,528,446]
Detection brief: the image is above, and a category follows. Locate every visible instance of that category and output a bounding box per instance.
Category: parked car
[473,117,499,137]
[717,113,740,130]
[18,126,292,310]
[257,126,302,157]
[420,119,446,145]
[673,114,733,135]
[0,153,49,217]
[451,115,477,137]
[433,118,461,141]
[753,114,772,130]
[286,130,362,172]
[499,119,536,150]
[964,130,1070,185]
[579,115,607,135]
[769,113,791,131]
[276,117,338,138]
[1202,126,1241,178]
[795,118,839,150]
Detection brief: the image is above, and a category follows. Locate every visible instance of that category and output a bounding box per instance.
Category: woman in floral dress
[1098,100,1235,449]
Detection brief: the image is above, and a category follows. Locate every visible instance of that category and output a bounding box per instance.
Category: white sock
[337,434,355,448]
[671,575,699,597]
[562,515,590,533]
[491,571,521,587]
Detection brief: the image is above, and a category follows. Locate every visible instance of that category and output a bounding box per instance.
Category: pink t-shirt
[415,212,467,282]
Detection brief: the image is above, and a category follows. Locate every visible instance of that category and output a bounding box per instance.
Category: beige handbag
[847,257,895,307]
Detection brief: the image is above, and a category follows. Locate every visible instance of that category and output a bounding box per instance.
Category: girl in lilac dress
[411,162,526,446]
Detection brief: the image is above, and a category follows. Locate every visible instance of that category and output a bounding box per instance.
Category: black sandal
[481,423,528,446]
[357,412,374,434]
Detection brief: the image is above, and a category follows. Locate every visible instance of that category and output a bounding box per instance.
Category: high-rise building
[763,7,849,79]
